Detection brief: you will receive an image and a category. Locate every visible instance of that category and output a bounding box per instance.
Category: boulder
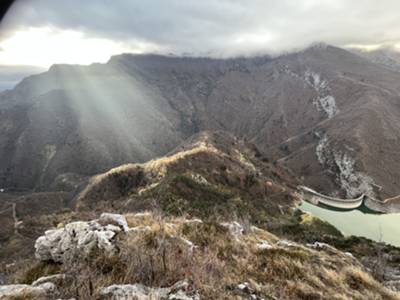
[235,282,270,300]
[257,240,273,250]
[35,214,128,262]
[0,282,56,299]
[277,240,295,247]
[99,213,129,232]
[100,284,169,299]
[220,221,244,236]
[100,280,200,300]
[306,241,333,250]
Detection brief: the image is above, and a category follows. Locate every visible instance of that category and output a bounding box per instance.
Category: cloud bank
[1,0,400,63]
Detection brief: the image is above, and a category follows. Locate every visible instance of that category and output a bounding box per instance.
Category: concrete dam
[298,186,400,213]
[298,186,364,210]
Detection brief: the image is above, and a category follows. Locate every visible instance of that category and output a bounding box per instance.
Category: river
[299,201,400,247]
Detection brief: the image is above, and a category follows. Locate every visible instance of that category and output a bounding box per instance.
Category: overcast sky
[0,0,400,69]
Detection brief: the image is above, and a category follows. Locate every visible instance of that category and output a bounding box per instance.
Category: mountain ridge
[1,44,400,204]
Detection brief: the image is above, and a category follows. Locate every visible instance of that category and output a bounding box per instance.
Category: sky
[1,0,400,70]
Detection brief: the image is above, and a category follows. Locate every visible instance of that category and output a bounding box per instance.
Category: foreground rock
[35,213,128,263]
[100,280,200,300]
[0,282,57,299]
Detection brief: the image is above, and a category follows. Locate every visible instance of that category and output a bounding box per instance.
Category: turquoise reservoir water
[299,201,400,247]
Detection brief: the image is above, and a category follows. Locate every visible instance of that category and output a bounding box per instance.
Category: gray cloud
[1,0,400,56]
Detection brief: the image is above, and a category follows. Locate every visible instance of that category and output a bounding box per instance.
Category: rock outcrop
[100,280,200,300]
[0,282,57,299]
[35,213,129,262]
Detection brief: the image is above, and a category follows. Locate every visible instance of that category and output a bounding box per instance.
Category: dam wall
[299,185,400,213]
[299,186,364,210]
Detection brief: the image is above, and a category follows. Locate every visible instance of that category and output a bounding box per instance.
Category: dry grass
[75,140,222,211]
[15,212,400,300]
[14,261,62,284]
[143,141,220,179]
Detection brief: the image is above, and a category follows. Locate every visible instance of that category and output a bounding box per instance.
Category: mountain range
[1,44,400,202]
[2,44,400,297]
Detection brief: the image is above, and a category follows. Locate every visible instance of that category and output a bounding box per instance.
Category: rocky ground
[1,212,399,300]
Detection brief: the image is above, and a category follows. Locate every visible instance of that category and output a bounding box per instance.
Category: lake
[299,201,400,247]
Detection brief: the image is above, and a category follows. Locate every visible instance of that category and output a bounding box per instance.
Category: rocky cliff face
[2,45,400,199]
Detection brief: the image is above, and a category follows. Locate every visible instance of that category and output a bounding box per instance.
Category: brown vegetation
[14,213,400,300]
